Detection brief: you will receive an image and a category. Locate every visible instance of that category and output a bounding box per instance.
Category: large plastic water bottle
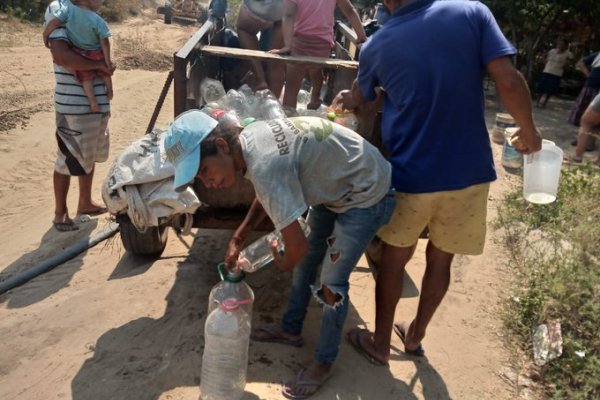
[236,217,310,273]
[208,263,254,317]
[200,298,251,400]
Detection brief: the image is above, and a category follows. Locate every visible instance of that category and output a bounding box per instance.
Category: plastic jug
[200,298,251,400]
[523,140,563,204]
[208,263,254,317]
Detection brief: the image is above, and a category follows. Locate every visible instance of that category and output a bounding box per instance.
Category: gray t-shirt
[241,117,392,230]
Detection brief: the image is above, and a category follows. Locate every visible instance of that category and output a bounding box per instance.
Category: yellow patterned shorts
[377,182,490,255]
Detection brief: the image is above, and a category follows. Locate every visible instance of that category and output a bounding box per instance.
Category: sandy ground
[0,11,593,400]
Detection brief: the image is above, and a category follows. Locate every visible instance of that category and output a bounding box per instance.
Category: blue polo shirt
[582,52,600,89]
[358,0,515,193]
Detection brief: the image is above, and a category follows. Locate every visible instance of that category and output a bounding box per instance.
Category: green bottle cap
[217,262,245,282]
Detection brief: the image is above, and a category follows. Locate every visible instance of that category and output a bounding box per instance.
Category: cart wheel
[119,217,168,257]
[164,5,172,24]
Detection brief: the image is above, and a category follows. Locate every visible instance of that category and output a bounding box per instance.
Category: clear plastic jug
[523,140,563,204]
[200,298,251,400]
[208,263,254,317]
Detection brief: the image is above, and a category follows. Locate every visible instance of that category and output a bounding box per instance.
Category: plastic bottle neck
[218,262,246,283]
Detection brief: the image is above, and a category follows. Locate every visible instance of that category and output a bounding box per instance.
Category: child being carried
[43,0,113,112]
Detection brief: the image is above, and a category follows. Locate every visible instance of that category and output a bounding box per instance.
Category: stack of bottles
[196,78,359,132]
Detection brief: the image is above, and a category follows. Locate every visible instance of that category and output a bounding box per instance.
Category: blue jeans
[281,190,395,364]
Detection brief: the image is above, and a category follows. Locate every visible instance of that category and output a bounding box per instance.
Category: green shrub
[497,165,600,399]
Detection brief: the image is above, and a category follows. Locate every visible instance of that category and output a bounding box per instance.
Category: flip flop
[76,206,108,217]
[281,367,333,400]
[345,327,387,366]
[250,326,304,348]
[393,323,425,357]
[53,220,79,232]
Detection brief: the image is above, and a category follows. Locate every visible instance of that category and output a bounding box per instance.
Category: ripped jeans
[281,190,395,364]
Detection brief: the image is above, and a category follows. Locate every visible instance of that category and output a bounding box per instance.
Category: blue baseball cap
[164,110,219,191]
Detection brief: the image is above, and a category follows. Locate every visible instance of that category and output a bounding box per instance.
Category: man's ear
[215,137,231,155]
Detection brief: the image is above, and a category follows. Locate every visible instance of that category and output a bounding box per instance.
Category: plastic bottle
[200,298,251,400]
[501,127,523,169]
[324,105,358,131]
[236,217,310,273]
[208,262,254,317]
[200,78,226,104]
[296,89,310,111]
[223,89,246,119]
[256,89,286,120]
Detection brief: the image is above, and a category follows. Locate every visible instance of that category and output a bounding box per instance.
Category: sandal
[250,326,304,347]
[76,206,108,217]
[345,327,387,366]
[281,367,333,399]
[53,220,79,232]
[393,322,425,357]
[562,155,583,165]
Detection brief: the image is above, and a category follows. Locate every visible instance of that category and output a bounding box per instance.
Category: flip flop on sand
[250,326,304,348]
[76,206,108,217]
[281,367,333,399]
[393,323,425,357]
[346,327,387,366]
[53,219,79,232]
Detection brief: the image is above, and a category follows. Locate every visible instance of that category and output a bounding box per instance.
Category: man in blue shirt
[338,0,541,365]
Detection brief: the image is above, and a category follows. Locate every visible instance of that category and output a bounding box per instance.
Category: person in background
[236,0,286,96]
[567,93,600,166]
[43,0,113,113]
[164,110,394,399]
[569,51,600,151]
[44,0,112,231]
[534,38,573,108]
[272,0,367,110]
[336,0,541,365]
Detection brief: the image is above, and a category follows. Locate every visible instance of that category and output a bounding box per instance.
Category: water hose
[0,222,120,295]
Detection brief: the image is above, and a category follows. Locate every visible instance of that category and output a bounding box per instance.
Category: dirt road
[0,12,586,400]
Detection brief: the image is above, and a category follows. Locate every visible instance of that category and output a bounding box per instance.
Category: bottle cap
[217,262,245,283]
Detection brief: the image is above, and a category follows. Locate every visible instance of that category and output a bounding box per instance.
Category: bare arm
[43,18,63,48]
[336,0,367,43]
[49,39,109,73]
[271,0,297,54]
[487,56,542,154]
[576,58,590,77]
[224,197,269,269]
[100,37,113,71]
[331,78,370,111]
[272,219,309,272]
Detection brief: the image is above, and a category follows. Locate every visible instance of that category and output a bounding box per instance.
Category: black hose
[0,222,120,295]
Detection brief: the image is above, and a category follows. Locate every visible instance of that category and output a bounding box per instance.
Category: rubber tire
[119,218,168,257]
[164,6,172,24]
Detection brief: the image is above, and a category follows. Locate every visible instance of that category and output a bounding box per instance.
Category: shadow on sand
[0,219,99,308]
[71,229,449,399]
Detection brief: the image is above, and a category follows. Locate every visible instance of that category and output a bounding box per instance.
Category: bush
[497,165,600,399]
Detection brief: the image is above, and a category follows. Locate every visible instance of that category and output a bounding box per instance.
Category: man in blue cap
[165,109,395,398]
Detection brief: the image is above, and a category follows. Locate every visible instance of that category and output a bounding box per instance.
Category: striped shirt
[46,0,110,115]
